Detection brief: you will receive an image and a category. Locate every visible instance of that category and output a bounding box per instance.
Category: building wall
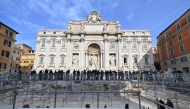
[152,46,160,63]
[33,11,154,72]
[10,46,23,73]
[157,9,190,72]
[16,43,32,54]
[20,50,35,73]
[0,22,18,73]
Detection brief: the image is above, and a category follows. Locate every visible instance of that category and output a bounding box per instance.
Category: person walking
[166,99,174,109]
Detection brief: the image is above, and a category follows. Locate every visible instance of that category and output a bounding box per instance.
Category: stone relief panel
[73,41,79,49]
[72,54,79,68]
[109,54,116,67]
[109,41,115,49]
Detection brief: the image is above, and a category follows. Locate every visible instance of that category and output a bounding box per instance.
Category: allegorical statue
[80,23,85,31]
[116,24,121,32]
[103,23,107,31]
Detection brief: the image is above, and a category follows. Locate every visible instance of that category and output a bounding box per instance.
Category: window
[134,58,138,63]
[188,15,190,22]
[44,31,46,34]
[14,50,15,53]
[12,56,13,60]
[171,59,176,64]
[178,34,182,41]
[27,61,29,63]
[123,57,127,63]
[24,61,26,63]
[180,57,187,62]
[16,64,17,67]
[52,39,55,47]
[123,40,126,48]
[162,52,165,58]
[162,45,164,50]
[144,57,148,64]
[176,24,180,30]
[179,44,184,52]
[31,61,33,63]
[23,66,25,69]
[142,32,145,35]
[168,31,171,37]
[10,63,12,67]
[4,39,11,47]
[169,40,172,46]
[6,30,13,38]
[163,62,167,66]
[142,41,147,47]
[154,48,157,52]
[0,63,6,69]
[61,57,64,64]
[132,40,137,48]
[53,31,56,34]
[154,55,157,58]
[26,66,28,69]
[31,66,33,69]
[62,40,65,47]
[20,61,22,63]
[1,50,10,57]
[41,40,45,47]
[132,32,135,35]
[50,57,54,64]
[18,51,19,54]
[170,49,174,55]
[39,57,43,63]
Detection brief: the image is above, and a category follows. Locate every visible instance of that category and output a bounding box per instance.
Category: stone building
[10,45,23,73]
[157,9,190,72]
[20,50,35,73]
[0,22,19,73]
[33,10,154,72]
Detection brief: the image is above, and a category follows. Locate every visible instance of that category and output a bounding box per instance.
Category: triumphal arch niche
[34,10,154,72]
[87,43,101,70]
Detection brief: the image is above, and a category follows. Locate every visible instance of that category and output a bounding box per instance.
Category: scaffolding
[0,72,189,109]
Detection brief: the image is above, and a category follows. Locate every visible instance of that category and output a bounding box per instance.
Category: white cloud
[110,2,118,8]
[9,16,44,30]
[126,14,133,21]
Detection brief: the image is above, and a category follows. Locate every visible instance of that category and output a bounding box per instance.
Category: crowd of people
[23,104,49,108]
[157,98,174,109]
[15,68,185,82]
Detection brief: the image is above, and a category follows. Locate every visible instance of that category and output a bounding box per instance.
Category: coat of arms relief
[86,10,102,23]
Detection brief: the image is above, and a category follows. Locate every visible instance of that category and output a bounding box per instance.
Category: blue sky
[0,0,189,50]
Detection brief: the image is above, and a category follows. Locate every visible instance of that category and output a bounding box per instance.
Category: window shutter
[4,40,6,45]
[6,30,8,35]
[9,41,11,47]
[1,50,4,56]
[4,63,6,69]
[6,51,10,57]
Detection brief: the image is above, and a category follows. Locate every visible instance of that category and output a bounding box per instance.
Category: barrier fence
[0,72,190,109]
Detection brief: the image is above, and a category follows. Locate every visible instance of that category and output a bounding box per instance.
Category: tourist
[73,69,76,80]
[166,99,174,108]
[178,69,183,82]
[46,106,50,108]
[77,70,80,80]
[23,104,30,108]
[173,68,178,83]
[38,70,43,80]
[159,99,165,109]
[83,69,86,80]
[36,106,41,108]
[49,69,53,80]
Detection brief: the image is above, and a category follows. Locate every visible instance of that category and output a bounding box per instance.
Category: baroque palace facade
[33,11,154,72]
